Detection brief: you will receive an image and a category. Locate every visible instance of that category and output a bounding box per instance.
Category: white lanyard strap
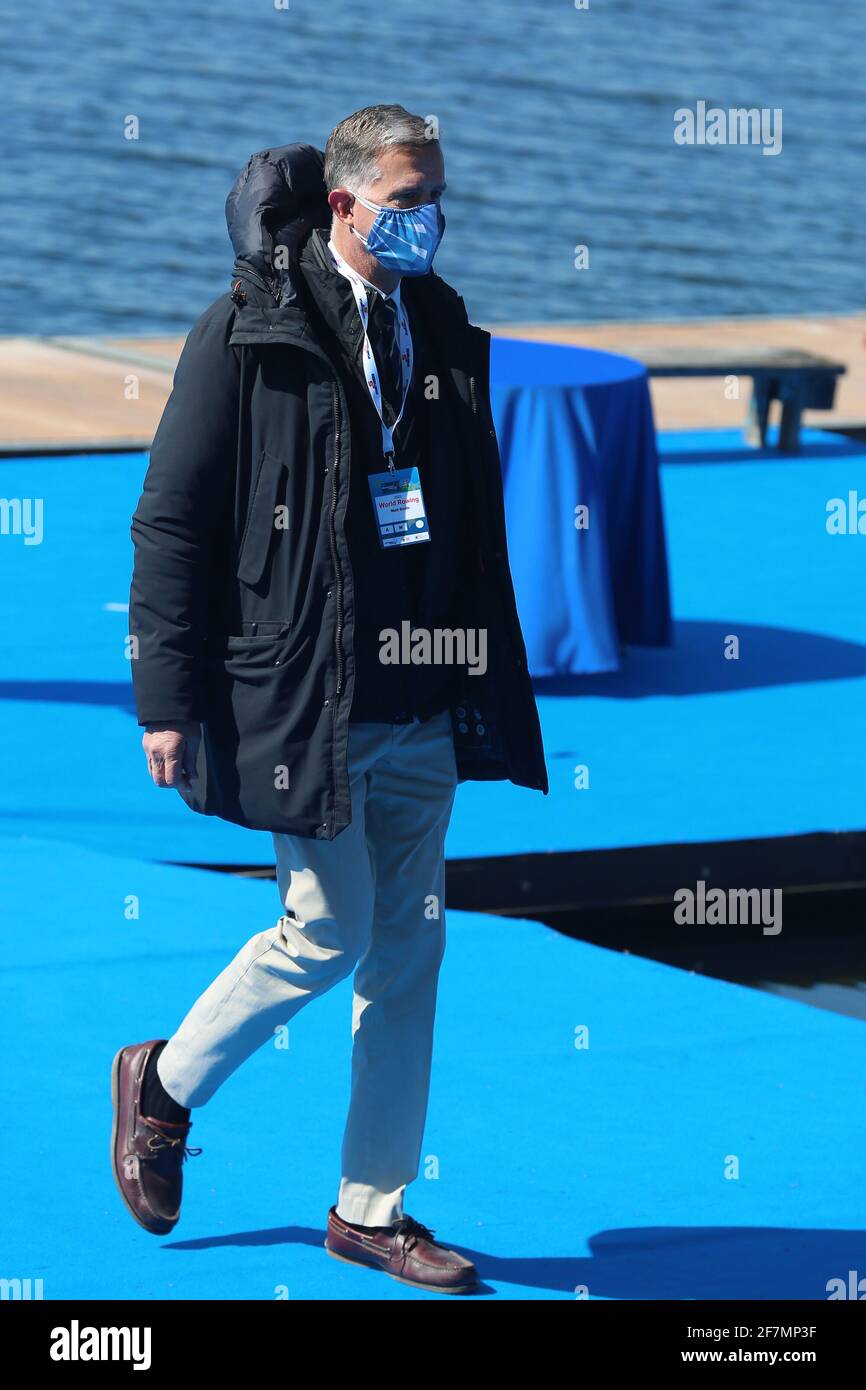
[327,244,413,465]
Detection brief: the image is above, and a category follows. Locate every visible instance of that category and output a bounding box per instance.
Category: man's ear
[328,188,353,224]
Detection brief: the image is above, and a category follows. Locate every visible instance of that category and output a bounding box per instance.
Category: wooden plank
[639,348,845,375]
[490,312,866,435]
[1,314,864,448]
[0,338,174,445]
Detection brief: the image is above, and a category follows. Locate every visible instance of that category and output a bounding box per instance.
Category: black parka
[129,143,548,839]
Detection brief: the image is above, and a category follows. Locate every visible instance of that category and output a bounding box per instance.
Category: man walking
[113,105,547,1295]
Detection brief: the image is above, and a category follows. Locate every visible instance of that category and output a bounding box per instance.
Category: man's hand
[142,722,201,789]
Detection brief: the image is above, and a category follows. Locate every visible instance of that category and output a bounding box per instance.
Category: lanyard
[327,241,413,469]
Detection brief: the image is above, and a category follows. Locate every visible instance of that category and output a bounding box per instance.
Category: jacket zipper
[240,329,348,702]
[329,380,345,699]
[245,322,351,831]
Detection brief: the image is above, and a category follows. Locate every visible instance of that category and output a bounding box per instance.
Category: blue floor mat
[1,836,864,1300]
[1,429,864,863]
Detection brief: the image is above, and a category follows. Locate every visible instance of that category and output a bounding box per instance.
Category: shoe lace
[391,1214,436,1252]
[141,1116,203,1162]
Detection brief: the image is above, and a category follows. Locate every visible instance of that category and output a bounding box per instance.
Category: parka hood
[224,139,476,351]
[225,142,330,304]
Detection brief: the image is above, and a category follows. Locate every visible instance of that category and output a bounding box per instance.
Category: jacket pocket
[206,627,310,672]
[236,448,286,586]
[225,620,292,651]
[205,621,292,655]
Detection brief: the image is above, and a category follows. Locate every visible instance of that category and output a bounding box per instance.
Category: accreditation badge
[367,465,431,548]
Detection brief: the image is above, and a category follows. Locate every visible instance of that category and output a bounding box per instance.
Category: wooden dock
[2,312,864,451]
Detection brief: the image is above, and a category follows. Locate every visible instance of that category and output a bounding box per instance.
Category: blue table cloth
[489,337,673,674]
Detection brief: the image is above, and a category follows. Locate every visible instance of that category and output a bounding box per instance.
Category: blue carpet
[1,835,864,1300]
[1,428,864,861]
[2,432,863,1301]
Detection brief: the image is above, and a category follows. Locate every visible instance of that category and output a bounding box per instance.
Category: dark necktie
[367,293,405,429]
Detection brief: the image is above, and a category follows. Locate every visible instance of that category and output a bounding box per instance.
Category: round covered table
[489,337,673,675]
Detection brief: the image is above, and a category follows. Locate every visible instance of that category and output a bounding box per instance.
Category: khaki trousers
[158,709,458,1227]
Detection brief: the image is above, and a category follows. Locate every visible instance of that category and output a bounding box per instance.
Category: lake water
[0,0,862,334]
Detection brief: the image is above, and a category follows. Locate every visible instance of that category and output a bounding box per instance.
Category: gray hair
[323,104,439,194]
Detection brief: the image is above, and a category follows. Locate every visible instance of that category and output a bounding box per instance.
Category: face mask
[349,189,445,274]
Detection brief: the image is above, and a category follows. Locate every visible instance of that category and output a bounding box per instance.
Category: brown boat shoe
[110,1039,202,1235]
[324,1205,479,1294]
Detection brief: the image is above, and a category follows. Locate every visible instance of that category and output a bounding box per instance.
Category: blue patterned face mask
[349,190,445,274]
